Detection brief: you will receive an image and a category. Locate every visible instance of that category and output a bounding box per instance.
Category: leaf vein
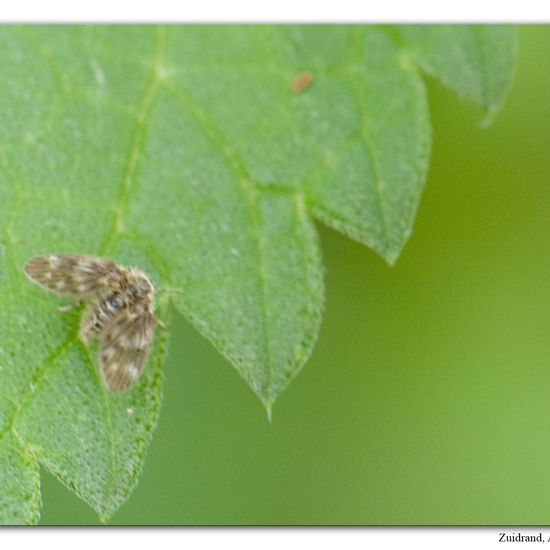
[162,77,276,403]
[101,25,167,253]
[346,27,392,251]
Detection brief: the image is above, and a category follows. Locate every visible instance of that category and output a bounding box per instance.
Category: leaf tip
[98,512,110,525]
[97,503,118,526]
[478,104,501,129]
[264,402,273,424]
[382,247,400,267]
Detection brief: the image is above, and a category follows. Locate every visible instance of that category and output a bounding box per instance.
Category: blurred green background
[40,26,550,524]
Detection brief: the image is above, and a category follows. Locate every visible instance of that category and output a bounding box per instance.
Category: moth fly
[24,253,158,392]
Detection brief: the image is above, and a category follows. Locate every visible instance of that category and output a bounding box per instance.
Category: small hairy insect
[291,72,314,93]
[24,253,157,392]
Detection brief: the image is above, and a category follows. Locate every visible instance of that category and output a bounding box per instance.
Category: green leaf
[397,25,517,121]
[0,431,41,524]
[0,25,515,523]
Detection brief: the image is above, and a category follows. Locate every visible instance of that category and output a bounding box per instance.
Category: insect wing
[24,254,124,299]
[99,308,156,392]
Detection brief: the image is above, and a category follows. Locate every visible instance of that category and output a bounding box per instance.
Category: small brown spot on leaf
[292,72,314,93]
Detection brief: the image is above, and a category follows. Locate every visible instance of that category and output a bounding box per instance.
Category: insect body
[24,254,157,392]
